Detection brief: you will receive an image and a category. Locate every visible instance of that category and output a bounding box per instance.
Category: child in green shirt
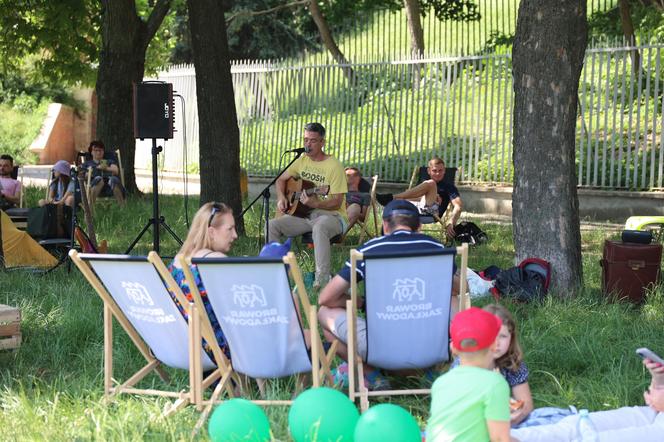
[427,307,514,442]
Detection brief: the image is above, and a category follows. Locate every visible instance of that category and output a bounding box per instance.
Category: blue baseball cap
[382,199,419,219]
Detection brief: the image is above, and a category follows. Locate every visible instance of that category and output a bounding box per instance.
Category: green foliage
[0,68,81,110]
[421,0,481,22]
[0,0,101,86]
[588,1,664,41]
[226,0,318,61]
[0,197,662,439]
[0,101,46,164]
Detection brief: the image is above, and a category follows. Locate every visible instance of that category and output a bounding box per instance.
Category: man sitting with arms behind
[81,140,125,206]
[318,199,463,390]
[376,157,462,237]
[0,154,21,211]
[345,166,372,233]
[268,122,347,289]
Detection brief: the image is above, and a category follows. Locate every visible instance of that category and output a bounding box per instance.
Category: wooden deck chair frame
[347,243,469,411]
[69,250,235,415]
[408,165,462,235]
[17,166,24,208]
[180,252,338,409]
[85,149,124,211]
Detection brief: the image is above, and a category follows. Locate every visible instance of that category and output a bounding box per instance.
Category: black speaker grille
[133,82,174,139]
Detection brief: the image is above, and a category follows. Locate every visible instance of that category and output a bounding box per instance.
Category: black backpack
[453,221,488,245]
[493,258,552,302]
[27,204,72,240]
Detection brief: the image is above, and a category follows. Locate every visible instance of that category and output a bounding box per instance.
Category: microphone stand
[239,150,305,248]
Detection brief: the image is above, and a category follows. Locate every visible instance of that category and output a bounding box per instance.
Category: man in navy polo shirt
[376,157,462,237]
[318,199,461,389]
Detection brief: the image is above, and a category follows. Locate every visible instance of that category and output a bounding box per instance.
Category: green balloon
[354,404,421,442]
[208,399,271,442]
[288,387,360,442]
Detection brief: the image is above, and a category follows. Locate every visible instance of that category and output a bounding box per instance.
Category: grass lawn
[1,191,662,441]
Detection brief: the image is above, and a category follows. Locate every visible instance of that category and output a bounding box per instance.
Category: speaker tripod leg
[124,219,155,255]
[158,217,183,246]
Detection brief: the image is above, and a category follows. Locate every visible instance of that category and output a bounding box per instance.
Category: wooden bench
[0,305,21,351]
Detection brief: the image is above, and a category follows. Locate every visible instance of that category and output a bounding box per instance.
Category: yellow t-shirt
[287,154,348,221]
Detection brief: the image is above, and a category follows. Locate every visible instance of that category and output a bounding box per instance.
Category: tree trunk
[308,0,356,84]
[618,0,641,73]
[96,0,171,195]
[404,0,424,57]
[403,0,424,88]
[512,0,587,295]
[187,0,245,235]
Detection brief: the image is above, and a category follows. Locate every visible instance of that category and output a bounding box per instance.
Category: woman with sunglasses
[168,202,238,358]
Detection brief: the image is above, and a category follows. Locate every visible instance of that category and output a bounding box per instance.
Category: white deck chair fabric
[363,249,455,370]
[87,256,215,371]
[193,257,311,379]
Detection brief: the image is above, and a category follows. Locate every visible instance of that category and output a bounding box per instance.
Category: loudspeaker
[133,82,174,139]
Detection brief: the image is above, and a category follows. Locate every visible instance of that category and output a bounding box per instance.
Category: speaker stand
[125,139,182,255]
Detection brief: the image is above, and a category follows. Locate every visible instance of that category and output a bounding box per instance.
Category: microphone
[285,147,310,154]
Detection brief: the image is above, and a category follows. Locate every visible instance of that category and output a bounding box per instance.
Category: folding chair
[181,252,337,409]
[346,243,469,411]
[6,165,27,229]
[85,149,124,211]
[70,250,234,415]
[408,165,461,234]
[344,175,380,244]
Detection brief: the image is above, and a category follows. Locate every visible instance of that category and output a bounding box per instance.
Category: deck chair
[5,166,28,230]
[346,243,469,411]
[408,165,461,235]
[85,149,124,211]
[70,250,235,415]
[9,165,25,209]
[344,175,380,244]
[182,252,338,408]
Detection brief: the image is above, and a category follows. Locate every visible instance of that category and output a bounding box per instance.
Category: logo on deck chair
[231,284,268,308]
[121,281,154,306]
[392,278,426,302]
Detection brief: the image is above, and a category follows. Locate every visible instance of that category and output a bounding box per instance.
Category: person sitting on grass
[376,157,462,237]
[168,202,238,359]
[81,140,125,206]
[318,199,463,391]
[427,307,513,442]
[38,160,75,208]
[510,356,664,441]
[344,166,372,232]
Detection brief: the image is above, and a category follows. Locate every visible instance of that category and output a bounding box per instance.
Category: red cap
[450,307,502,352]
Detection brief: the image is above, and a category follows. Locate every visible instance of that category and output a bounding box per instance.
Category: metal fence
[141,43,664,190]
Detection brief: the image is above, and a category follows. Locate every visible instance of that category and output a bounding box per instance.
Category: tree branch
[226,0,309,25]
[145,0,172,43]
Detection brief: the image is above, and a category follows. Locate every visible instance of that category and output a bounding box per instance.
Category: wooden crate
[0,304,21,350]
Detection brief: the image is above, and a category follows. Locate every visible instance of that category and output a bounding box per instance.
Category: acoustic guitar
[282,177,330,218]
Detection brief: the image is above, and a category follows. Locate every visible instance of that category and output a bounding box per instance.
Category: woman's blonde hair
[483,303,523,372]
[178,202,232,257]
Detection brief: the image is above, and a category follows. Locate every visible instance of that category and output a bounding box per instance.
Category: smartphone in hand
[636,348,664,365]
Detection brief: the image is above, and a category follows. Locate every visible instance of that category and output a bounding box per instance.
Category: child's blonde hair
[482,304,523,372]
[178,202,232,257]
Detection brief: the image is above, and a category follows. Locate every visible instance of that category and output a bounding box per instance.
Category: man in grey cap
[318,199,462,390]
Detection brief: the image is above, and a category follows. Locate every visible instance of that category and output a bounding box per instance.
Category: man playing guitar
[268,122,348,289]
